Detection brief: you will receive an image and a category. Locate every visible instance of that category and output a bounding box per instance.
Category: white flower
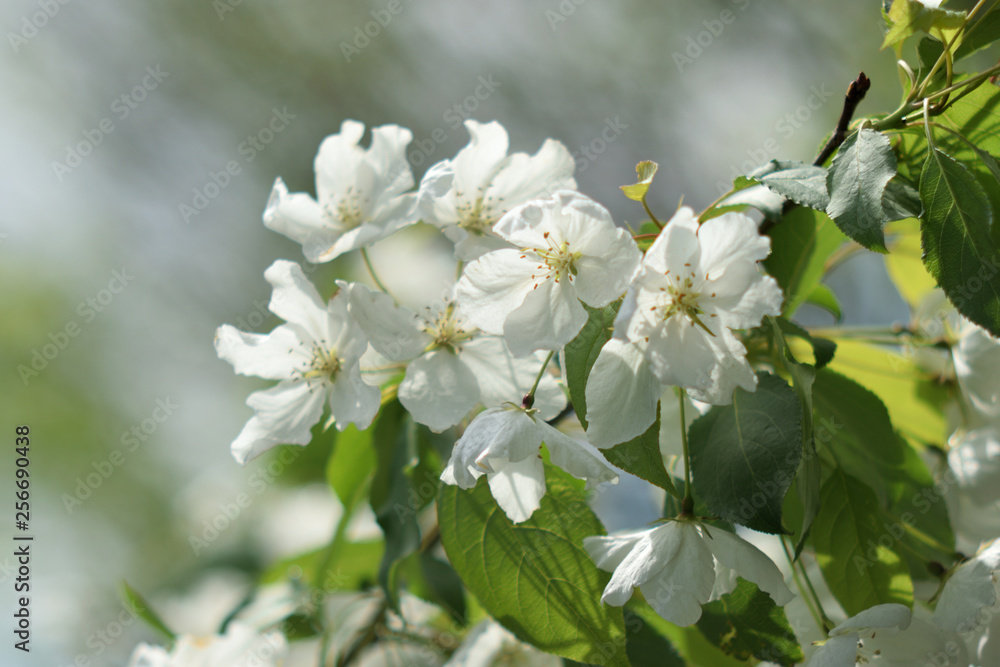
[933,539,1000,635]
[445,619,560,667]
[440,405,618,523]
[418,120,576,260]
[127,622,288,667]
[264,120,417,263]
[954,321,1000,422]
[584,520,793,626]
[456,190,641,357]
[806,604,911,667]
[347,283,566,431]
[215,260,380,464]
[947,428,1000,546]
[612,206,783,405]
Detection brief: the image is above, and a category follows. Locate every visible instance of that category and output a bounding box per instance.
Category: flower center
[325,185,367,230]
[529,231,582,285]
[659,268,716,336]
[422,302,475,353]
[296,342,342,386]
[455,191,503,234]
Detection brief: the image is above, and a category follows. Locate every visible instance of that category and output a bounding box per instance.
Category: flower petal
[347,283,428,361]
[536,419,617,488]
[706,527,794,607]
[805,633,860,667]
[456,249,537,334]
[232,380,326,464]
[830,603,912,635]
[315,119,367,204]
[399,351,481,432]
[327,364,381,432]
[503,277,588,357]
[215,324,302,381]
[262,178,342,263]
[933,539,1000,633]
[450,120,510,204]
[486,139,576,212]
[459,337,567,419]
[584,339,664,448]
[696,211,771,279]
[264,260,330,341]
[643,207,701,276]
[440,408,542,488]
[487,454,546,524]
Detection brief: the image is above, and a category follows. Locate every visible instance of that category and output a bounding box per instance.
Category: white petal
[451,120,510,203]
[459,337,567,419]
[933,539,1000,633]
[486,140,576,212]
[450,227,514,261]
[262,178,342,263]
[367,123,415,197]
[640,523,717,626]
[314,119,367,205]
[706,528,795,607]
[215,324,302,381]
[584,529,649,572]
[232,380,326,464]
[535,419,617,488]
[949,428,1000,506]
[327,364,381,432]
[955,323,1000,419]
[696,211,771,280]
[830,603,912,636]
[503,277,588,357]
[399,351,481,432]
[643,207,701,276]
[805,633,859,667]
[584,338,664,448]
[861,617,965,666]
[487,454,546,523]
[706,272,784,331]
[347,282,428,361]
[417,159,455,226]
[455,249,536,335]
[326,283,369,364]
[440,408,541,488]
[597,525,678,607]
[264,260,330,341]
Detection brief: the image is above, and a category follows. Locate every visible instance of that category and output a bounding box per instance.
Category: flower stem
[781,537,831,633]
[678,388,694,515]
[641,197,663,229]
[523,350,556,409]
[361,247,396,300]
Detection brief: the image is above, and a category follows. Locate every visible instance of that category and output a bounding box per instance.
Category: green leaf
[696,579,804,666]
[621,160,659,201]
[602,404,679,498]
[755,160,830,211]
[803,283,843,321]
[261,540,384,593]
[882,0,965,49]
[688,373,802,534]
[397,552,468,624]
[811,469,914,615]
[623,608,685,667]
[121,581,176,642]
[764,206,846,318]
[437,468,628,666]
[564,301,620,430]
[628,600,746,667]
[775,317,836,369]
[882,174,922,222]
[326,424,375,513]
[919,148,1000,337]
[956,8,1000,60]
[826,129,898,252]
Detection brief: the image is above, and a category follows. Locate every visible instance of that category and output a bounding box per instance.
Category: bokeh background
[0,0,956,664]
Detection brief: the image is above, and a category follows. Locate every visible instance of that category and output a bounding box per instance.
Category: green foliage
[765,207,846,318]
[826,129,899,252]
[755,160,830,210]
[603,404,680,498]
[696,580,804,666]
[121,581,176,642]
[623,608,685,667]
[437,468,628,666]
[688,373,802,534]
[621,160,659,202]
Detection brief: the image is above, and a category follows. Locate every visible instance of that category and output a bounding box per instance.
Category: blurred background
[0,0,948,664]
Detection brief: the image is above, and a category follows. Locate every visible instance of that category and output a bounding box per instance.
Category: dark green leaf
[775,318,836,369]
[811,469,914,615]
[696,579,804,666]
[623,608,685,667]
[764,207,846,318]
[564,301,620,430]
[826,129,897,252]
[803,283,843,322]
[956,9,1000,60]
[121,581,176,642]
[919,148,1000,337]
[755,160,830,211]
[882,174,922,222]
[326,424,375,513]
[437,468,628,666]
[688,373,802,534]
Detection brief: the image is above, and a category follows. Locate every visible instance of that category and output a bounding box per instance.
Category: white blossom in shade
[456,190,641,357]
[417,120,577,260]
[949,428,1000,508]
[215,260,380,464]
[263,120,417,263]
[806,604,911,667]
[613,206,783,405]
[933,539,1000,635]
[347,283,565,432]
[440,405,618,523]
[584,520,793,626]
[126,623,288,667]
[954,321,1000,421]
[445,619,561,667]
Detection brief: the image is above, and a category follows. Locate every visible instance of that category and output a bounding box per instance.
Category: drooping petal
[399,351,481,432]
[456,249,538,334]
[347,282,428,361]
[706,527,794,607]
[232,380,326,464]
[597,526,675,607]
[502,277,588,357]
[640,523,716,626]
[486,454,547,524]
[933,539,1000,633]
[440,408,542,488]
[584,339,664,448]
[536,419,618,489]
[459,337,566,419]
[583,530,648,572]
[263,260,331,342]
[327,364,381,432]
[214,324,303,381]
[830,603,912,635]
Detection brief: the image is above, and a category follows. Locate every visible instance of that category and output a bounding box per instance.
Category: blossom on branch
[215,261,380,464]
[418,120,577,260]
[263,120,417,262]
[456,190,641,357]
